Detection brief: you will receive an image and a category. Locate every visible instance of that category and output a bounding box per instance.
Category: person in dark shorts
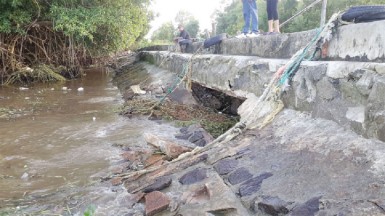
[267,0,280,34]
[174,24,191,52]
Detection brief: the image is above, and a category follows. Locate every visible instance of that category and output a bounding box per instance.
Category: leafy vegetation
[214,0,385,35]
[0,0,152,84]
[151,10,200,43]
[151,21,175,42]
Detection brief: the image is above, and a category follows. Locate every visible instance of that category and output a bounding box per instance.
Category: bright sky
[147,0,231,38]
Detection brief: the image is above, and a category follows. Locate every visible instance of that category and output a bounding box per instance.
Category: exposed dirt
[112,55,240,138]
[120,98,238,138]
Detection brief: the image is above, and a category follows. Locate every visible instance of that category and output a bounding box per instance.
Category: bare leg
[274,20,280,33]
[268,20,274,32]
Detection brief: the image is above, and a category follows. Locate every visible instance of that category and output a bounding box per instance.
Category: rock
[145,191,170,216]
[142,176,172,193]
[228,167,253,185]
[194,139,207,147]
[214,158,239,175]
[179,168,207,185]
[255,196,290,216]
[180,126,189,133]
[345,106,365,123]
[238,173,273,197]
[289,196,321,216]
[177,174,251,215]
[143,133,193,159]
[111,177,123,186]
[123,89,135,100]
[144,154,164,168]
[121,151,140,162]
[127,192,145,207]
[153,87,164,95]
[356,71,374,96]
[163,142,193,159]
[144,132,176,148]
[175,132,192,140]
[121,149,153,162]
[109,166,124,174]
[375,64,385,74]
[177,124,213,146]
[185,124,203,133]
[316,78,339,100]
[188,131,204,143]
[183,185,211,204]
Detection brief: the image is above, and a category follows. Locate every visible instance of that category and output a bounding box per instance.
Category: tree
[215,0,385,35]
[175,10,194,25]
[174,10,200,38]
[0,0,153,83]
[214,1,243,35]
[151,21,175,42]
[185,19,200,38]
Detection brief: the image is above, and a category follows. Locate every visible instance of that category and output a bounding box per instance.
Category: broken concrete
[113,20,385,216]
[140,51,385,142]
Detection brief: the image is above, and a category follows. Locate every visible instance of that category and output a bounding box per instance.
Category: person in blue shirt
[236,0,260,38]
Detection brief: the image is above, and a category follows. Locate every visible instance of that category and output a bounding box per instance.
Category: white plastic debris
[77,87,84,92]
[62,87,68,91]
[130,85,146,95]
[21,172,29,180]
[92,116,96,121]
[19,87,29,90]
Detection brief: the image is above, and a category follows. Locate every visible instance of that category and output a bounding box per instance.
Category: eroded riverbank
[0,51,240,215]
[0,67,189,215]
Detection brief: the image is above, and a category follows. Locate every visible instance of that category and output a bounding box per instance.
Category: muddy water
[0,68,179,215]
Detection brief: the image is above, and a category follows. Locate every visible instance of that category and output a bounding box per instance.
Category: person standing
[267,0,280,34]
[236,0,259,38]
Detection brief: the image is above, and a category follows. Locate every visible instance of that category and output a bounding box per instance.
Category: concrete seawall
[140,51,385,142]
[138,20,385,142]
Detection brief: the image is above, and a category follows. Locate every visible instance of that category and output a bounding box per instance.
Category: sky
[146,0,231,38]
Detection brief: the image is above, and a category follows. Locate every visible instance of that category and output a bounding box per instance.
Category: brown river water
[0,68,179,215]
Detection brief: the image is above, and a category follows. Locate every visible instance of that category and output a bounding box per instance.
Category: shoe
[235,33,247,39]
[246,32,260,38]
